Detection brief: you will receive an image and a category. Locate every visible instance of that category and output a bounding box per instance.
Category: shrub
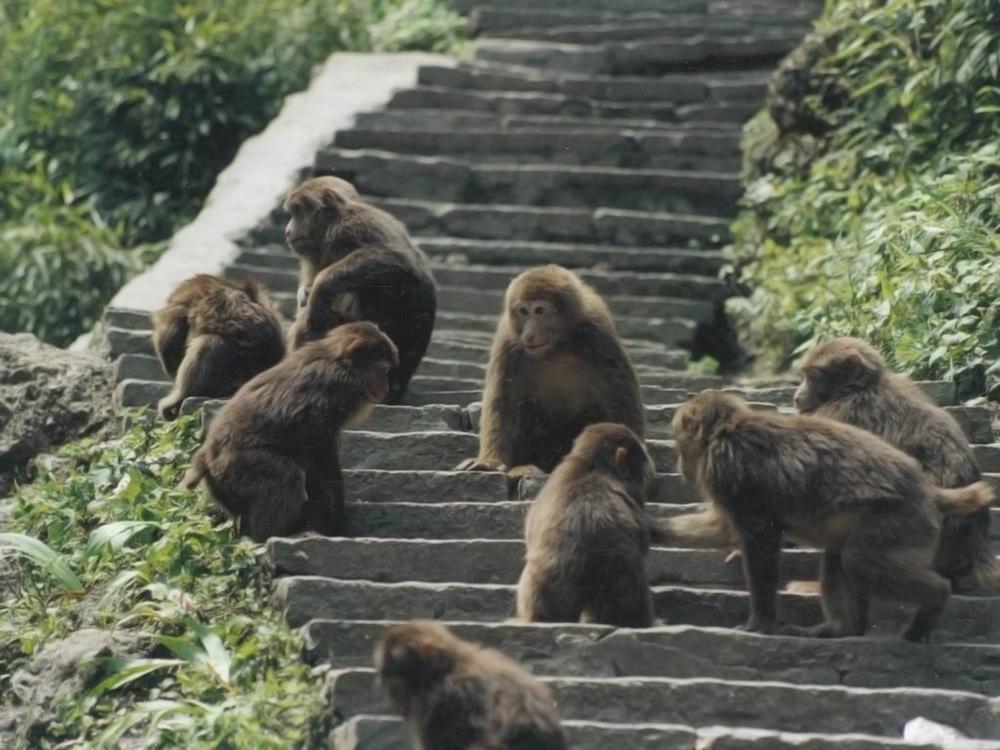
[731,0,1000,397]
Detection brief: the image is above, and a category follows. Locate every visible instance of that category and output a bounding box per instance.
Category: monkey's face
[283,198,324,256]
[510,298,566,357]
[793,370,828,413]
[375,624,456,714]
[363,359,393,404]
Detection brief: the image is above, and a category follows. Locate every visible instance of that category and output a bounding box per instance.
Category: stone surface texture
[95,1,1000,747]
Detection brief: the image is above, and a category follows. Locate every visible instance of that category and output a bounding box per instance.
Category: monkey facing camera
[456,264,644,477]
[283,176,436,404]
[182,322,398,542]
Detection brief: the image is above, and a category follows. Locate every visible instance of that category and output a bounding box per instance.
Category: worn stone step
[304,619,1000,695]
[328,714,996,750]
[452,0,709,16]
[417,355,696,381]
[267,536,817,587]
[334,127,741,171]
[353,108,744,135]
[324,667,1000,739]
[316,148,742,217]
[418,61,770,104]
[276,578,1000,643]
[481,20,806,47]
[472,36,798,76]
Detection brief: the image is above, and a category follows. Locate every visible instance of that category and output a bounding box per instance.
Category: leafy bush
[0,414,332,746]
[730,0,1000,397]
[0,0,464,345]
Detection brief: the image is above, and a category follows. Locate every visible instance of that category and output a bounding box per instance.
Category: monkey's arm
[648,506,740,550]
[152,306,189,378]
[456,343,515,472]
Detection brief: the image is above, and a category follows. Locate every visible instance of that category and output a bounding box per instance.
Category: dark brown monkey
[376,620,567,750]
[283,176,436,403]
[516,423,657,627]
[795,336,999,594]
[152,274,285,420]
[181,322,398,542]
[673,392,993,642]
[456,265,644,477]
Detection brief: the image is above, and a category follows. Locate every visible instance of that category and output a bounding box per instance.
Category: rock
[0,333,114,494]
[4,629,141,748]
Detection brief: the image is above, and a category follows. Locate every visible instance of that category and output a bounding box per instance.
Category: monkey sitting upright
[283,176,436,404]
[795,336,999,594]
[152,274,285,420]
[182,322,398,542]
[456,264,644,477]
[376,620,567,750]
[672,392,993,642]
[516,423,658,627]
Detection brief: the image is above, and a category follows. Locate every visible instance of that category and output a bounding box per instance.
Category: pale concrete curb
[109,52,452,313]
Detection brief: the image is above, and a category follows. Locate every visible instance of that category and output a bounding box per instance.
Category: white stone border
[110,52,452,312]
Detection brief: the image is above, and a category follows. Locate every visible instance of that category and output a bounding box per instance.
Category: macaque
[152,275,285,420]
[794,337,999,593]
[283,176,435,403]
[456,265,644,477]
[672,392,993,642]
[182,322,398,542]
[376,620,567,750]
[516,423,658,627]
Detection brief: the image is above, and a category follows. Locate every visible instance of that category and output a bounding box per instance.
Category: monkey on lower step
[182,322,397,542]
[376,620,567,750]
[283,176,436,403]
[152,274,285,420]
[516,423,659,628]
[672,392,993,642]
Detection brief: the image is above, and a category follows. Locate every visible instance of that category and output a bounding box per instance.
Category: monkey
[375,620,567,750]
[516,423,658,627]
[672,392,993,642]
[455,265,644,477]
[283,176,436,403]
[181,322,398,542]
[151,274,285,420]
[792,337,1000,594]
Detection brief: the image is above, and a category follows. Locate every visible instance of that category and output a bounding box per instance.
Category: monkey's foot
[735,617,775,635]
[157,397,182,421]
[454,458,506,473]
[902,627,934,644]
[779,622,852,639]
[506,464,545,479]
[724,549,743,565]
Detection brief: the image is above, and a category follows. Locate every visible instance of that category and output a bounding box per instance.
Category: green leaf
[0,532,84,592]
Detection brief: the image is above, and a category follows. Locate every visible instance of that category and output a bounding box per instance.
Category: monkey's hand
[736,616,775,635]
[724,549,743,565]
[297,285,310,308]
[157,396,182,422]
[454,458,506,473]
[506,464,545,479]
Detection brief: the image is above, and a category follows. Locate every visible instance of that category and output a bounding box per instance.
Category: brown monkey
[456,265,644,477]
[795,337,999,594]
[181,322,398,542]
[152,274,285,420]
[516,423,657,627]
[376,620,567,750]
[673,392,993,642]
[283,176,436,403]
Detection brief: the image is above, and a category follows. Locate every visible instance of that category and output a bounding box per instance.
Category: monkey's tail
[238,277,261,302]
[181,449,208,491]
[648,506,739,550]
[934,481,994,515]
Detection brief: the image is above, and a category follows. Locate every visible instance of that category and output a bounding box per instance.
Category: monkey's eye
[533,305,546,315]
[516,306,529,316]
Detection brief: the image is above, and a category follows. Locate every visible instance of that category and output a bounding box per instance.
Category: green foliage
[0,0,465,345]
[731,0,1000,397]
[0,414,332,747]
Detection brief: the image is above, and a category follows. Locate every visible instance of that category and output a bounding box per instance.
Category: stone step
[353,108,745,134]
[304,619,1000,695]
[316,148,742,217]
[338,499,1000,542]
[334,127,741,171]
[384,85,761,125]
[479,20,807,47]
[418,61,772,104]
[275,577,1000,642]
[328,714,999,750]
[452,0,709,16]
[267,536,818,587]
[472,35,799,76]
[324,667,1000,739]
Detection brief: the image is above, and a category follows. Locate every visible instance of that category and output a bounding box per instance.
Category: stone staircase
[99,0,1000,746]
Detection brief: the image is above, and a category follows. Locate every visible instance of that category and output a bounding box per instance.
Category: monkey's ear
[613,446,628,475]
[345,336,365,355]
[320,185,349,209]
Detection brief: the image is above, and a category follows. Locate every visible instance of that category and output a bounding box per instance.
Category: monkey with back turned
[376,620,567,750]
[456,264,644,477]
[182,322,398,542]
[283,176,436,403]
[673,391,993,642]
[517,423,658,627]
[152,274,285,420]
